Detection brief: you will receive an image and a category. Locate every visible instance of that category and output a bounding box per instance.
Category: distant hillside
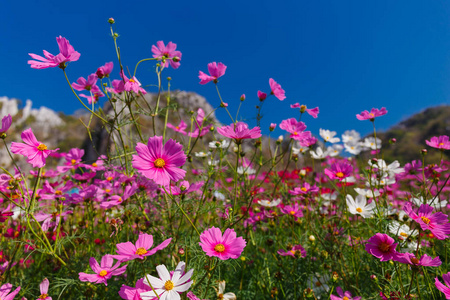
[377,105,450,164]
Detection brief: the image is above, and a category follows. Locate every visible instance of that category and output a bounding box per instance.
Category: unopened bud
[309,235,315,242]
[240,94,246,101]
[108,18,115,24]
[172,56,180,62]
[421,149,427,155]
[389,138,397,144]
[178,248,185,255]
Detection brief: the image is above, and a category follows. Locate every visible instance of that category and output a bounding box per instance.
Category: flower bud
[389,138,397,144]
[172,56,180,62]
[108,18,115,24]
[269,123,276,132]
[240,94,246,101]
[309,235,315,242]
[421,149,427,155]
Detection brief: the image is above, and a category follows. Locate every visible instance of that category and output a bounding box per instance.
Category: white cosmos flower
[237,166,256,175]
[344,141,362,155]
[369,159,404,177]
[310,147,328,159]
[258,198,282,207]
[411,196,448,210]
[319,129,340,143]
[388,221,417,240]
[354,187,380,198]
[292,145,309,155]
[194,152,207,158]
[362,137,382,150]
[326,144,343,157]
[209,140,230,149]
[216,281,236,300]
[141,261,193,300]
[346,194,375,218]
[342,130,361,143]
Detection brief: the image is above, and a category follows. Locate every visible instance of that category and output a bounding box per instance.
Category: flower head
[269,78,286,100]
[72,74,101,92]
[403,202,450,240]
[199,62,227,84]
[152,41,182,69]
[78,255,127,286]
[199,227,246,260]
[257,90,267,101]
[277,245,306,258]
[356,107,387,121]
[38,278,51,300]
[119,278,152,300]
[217,122,261,143]
[396,253,441,267]
[426,135,450,150]
[0,283,21,300]
[0,115,12,137]
[346,194,375,218]
[113,233,172,262]
[324,161,353,181]
[133,136,187,186]
[215,281,236,300]
[28,36,80,69]
[11,128,59,168]
[365,233,399,261]
[96,62,114,79]
[435,272,450,299]
[140,261,193,300]
[330,286,361,300]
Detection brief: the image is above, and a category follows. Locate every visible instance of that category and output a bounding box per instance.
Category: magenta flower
[0,283,20,300]
[199,62,227,84]
[119,278,152,300]
[188,108,212,138]
[79,255,127,286]
[257,90,267,101]
[365,233,399,261]
[269,78,286,100]
[28,36,80,69]
[280,203,304,219]
[426,135,450,150]
[72,74,101,92]
[291,103,319,118]
[403,202,450,240]
[217,122,261,143]
[10,128,59,168]
[132,136,187,186]
[152,41,182,69]
[96,62,114,79]
[279,118,310,141]
[167,120,188,135]
[395,253,441,267]
[436,272,450,299]
[330,287,361,300]
[289,182,319,195]
[119,71,147,94]
[80,91,104,105]
[277,245,306,258]
[113,233,172,262]
[199,227,246,260]
[0,115,12,136]
[356,107,387,121]
[324,161,353,181]
[38,278,51,300]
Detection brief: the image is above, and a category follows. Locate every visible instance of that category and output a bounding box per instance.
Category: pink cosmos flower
[269,78,286,100]
[167,120,188,135]
[10,128,59,168]
[324,161,353,181]
[0,209,13,223]
[426,135,450,150]
[80,91,104,105]
[257,90,267,101]
[37,278,51,300]
[395,253,441,267]
[152,41,182,69]
[356,107,387,121]
[112,233,172,262]
[277,245,306,258]
[72,74,101,93]
[140,261,193,300]
[365,233,399,262]
[279,118,310,141]
[199,227,246,260]
[291,103,319,118]
[96,62,114,79]
[217,122,261,143]
[436,272,450,299]
[0,115,12,135]
[132,136,187,186]
[280,203,304,219]
[188,108,212,138]
[79,255,127,286]
[403,202,450,240]
[289,182,319,195]
[199,62,227,84]
[120,71,147,94]
[119,278,152,300]
[28,36,80,69]
[0,283,20,300]
[330,286,361,300]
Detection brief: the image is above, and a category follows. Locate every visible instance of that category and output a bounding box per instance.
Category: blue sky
[1,0,450,138]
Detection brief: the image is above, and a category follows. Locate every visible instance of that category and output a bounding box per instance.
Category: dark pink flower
[257,90,267,101]
[395,252,441,267]
[403,202,450,240]
[199,62,227,84]
[289,182,319,195]
[167,120,188,135]
[291,103,319,118]
[96,62,114,79]
[10,128,59,168]
[72,74,101,93]
[217,122,261,143]
[277,245,306,258]
[79,255,127,286]
[112,233,171,262]
[365,233,399,261]
[330,286,361,300]
[269,78,286,100]
[132,136,187,186]
[0,283,20,300]
[188,108,211,138]
[436,272,450,299]
[119,278,152,300]
[356,107,387,121]
[28,36,80,69]
[119,71,146,94]
[152,41,182,69]
[426,135,450,150]
[324,161,353,181]
[199,227,246,260]
[0,115,12,135]
[279,118,309,141]
[280,203,303,219]
[80,91,104,105]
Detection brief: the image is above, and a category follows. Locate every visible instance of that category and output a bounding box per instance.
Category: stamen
[214,243,225,253]
[154,158,166,168]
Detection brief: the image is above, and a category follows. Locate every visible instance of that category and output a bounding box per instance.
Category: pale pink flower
[277,245,306,258]
[199,227,246,260]
[80,91,104,105]
[199,62,227,84]
[78,255,127,286]
[37,278,51,300]
[167,120,188,135]
[119,278,152,300]
[269,78,286,100]
[96,62,114,79]
[436,272,450,299]
[426,135,450,150]
[11,128,59,168]
[330,286,361,300]
[0,283,21,300]
[28,36,80,69]
[217,122,261,143]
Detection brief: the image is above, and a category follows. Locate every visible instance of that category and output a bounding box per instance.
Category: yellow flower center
[293,131,298,136]
[129,78,135,83]
[105,189,111,193]
[71,159,76,165]
[39,294,49,299]
[315,281,322,287]
[118,197,122,202]
[378,242,390,253]
[343,297,349,300]
[218,294,224,299]
[176,126,180,129]
[290,250,296,255]
[411,257,420,264]
[106,176,113,181]
[37,144,47,151]
[164,280,174,290]
[92,162,98,167]
[400,232,408,237]
[301,187,307,192]
[55,190,62,195]
[214,243,225,253]
[154,158,166,168]
[336,172,344,178]
[290,211,296,215]
[421,216,430,224]
[99,270,108,277]
[356,207,362,213]
[439,142,444,146]
[135,247,148,255]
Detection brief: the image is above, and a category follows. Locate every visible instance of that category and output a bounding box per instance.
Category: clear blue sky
[1,0,450,138]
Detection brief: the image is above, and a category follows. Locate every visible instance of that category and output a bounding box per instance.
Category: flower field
[1,19,450,299]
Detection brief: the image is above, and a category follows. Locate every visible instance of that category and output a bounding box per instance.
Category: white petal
[156,264,171,282]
